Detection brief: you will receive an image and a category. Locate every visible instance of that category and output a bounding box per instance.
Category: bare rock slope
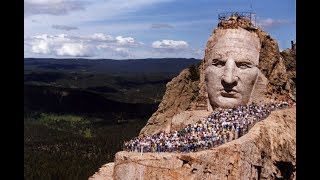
[90,107,296,179]
[139,67,201,135]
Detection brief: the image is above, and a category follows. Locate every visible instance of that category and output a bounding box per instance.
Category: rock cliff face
[140,17,296,136]
[139,67,202,135]
[90,16,296,179]
[280,45,296,101]
[90,107,296,179]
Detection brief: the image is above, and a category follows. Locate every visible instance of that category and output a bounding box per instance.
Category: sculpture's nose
[221,59,238,88]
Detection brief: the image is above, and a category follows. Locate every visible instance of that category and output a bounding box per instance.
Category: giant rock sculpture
[90,16,296,180]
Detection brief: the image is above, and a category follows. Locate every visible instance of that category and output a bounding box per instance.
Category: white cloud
[114,48,130,57]
[89,33,114,42]
[56,43,92,56]
[96,44,111,50]
[256,18,291,29]
[95,45,130,57]
[152,40,188,49]
[24,0,172,19]
[116,36,135,46]
[31,40,50,54]
[24,0,89,16]
[28,34,93,56]
[25,33,142,57]
[29,34,70,54]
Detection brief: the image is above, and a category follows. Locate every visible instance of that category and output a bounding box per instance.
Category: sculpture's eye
[236,62,253,69]
[212,59,225,68]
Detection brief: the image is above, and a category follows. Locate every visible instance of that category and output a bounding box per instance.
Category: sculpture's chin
[213,96,246,108]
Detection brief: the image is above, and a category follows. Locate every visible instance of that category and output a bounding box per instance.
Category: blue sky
[24,0,296,59]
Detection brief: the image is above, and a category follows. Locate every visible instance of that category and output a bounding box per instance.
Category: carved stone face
[205,29,261,108]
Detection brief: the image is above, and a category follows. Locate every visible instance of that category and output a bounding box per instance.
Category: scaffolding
[218,12,257,26]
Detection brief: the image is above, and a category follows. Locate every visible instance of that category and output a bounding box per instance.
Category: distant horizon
[24,40,293,61]
[24,57,202,60]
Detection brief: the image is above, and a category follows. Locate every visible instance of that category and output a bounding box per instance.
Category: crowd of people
[123,101,291,153]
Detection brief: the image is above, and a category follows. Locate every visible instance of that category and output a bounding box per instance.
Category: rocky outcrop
[90,107,296,179]
[139,67,201,135]
[89,163,115,180]
[280,45,296,100]
[140,17,296,136]
[90,16,296,179]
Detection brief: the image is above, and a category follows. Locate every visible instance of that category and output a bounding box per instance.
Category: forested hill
[24,57,202,179]
[24,58,202,104]
[24,84,158,120]
[24,58,201,74]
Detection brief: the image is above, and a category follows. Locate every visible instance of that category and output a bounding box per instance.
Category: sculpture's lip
[220,90,238,97]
